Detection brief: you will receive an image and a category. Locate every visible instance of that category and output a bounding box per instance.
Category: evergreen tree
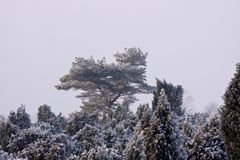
[55,48,153,117]
[220,63,240,160]
[188,116,227,160]
[37,105,67,132]
[73,124,103,152]
[37,104,55,123]
[145,89,186,160]
[180,112,210,154]
[65,111,98,136]
[153,79,184,116]
[8,105,31,129]
[0,122,16,151]
[123,104,151,160]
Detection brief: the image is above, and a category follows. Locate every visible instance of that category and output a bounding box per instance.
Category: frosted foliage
[0,150,26,160]
[188,116,227,160]
[153,79,184,116]
[37,105,55,123]
[8,105,31,129]
[80,146,122,160]
[74,124,104,152]
[56,48,153,115]
[124,131,146,160]
[145,89,187,160]
[65,111,98,136]
[220,63,240,160]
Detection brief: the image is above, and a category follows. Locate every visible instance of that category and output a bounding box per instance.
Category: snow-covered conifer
[220,63,240,160]
[8,105,31,129]
[188,116,227,160]
[145,89,187,160]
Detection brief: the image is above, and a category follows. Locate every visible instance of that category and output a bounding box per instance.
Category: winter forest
[0,48,240,160]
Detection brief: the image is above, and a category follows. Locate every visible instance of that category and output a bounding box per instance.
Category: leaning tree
[56,48,153,116]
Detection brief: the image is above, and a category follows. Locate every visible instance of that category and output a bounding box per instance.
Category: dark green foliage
[37,105,55,123]
[0,122,16,151]
[8,105,31,129]
[153,79,184,116]
[220,63,240,160]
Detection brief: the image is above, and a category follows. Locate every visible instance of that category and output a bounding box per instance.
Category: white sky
[0,0,240,119]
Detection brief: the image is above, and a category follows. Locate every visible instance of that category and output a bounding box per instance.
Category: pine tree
[220,63,240,160]
[145,89,186,160]
[55,48,154,117]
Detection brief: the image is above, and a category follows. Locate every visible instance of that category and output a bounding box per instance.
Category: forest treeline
[0,48,239,160]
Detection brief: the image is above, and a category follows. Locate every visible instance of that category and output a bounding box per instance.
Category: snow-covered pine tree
[145,89,186,160]
[220,63,240,160]
[188,115,227,160]
[55,48,154,119]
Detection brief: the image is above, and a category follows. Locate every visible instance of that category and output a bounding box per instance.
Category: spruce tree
[220,63,240,160]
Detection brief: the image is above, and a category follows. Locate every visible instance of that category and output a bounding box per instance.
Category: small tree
[124,105,151,160]
[220,63,240,160]
[56,48,153,116]
[8,105,31,129]
[37,105,55,123]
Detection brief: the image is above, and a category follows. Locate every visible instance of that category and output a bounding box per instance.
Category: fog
[0,0,240,119]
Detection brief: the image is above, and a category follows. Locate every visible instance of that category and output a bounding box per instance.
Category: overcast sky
[0,0,240,119]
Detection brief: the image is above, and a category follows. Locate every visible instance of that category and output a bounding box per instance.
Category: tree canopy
[56,48,153,114]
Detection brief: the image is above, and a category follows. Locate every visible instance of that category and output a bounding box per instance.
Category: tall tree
[145,89,187,160]
[153,79,184,116]
[55,48,153,115]
[220,63,240,160]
